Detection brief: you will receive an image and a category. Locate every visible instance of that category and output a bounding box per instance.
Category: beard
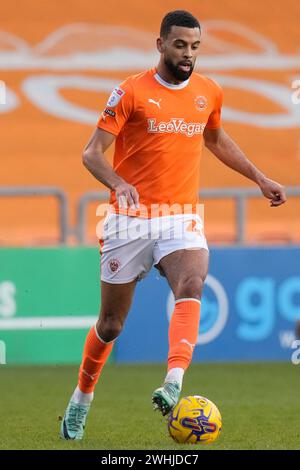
[164,56,194,81]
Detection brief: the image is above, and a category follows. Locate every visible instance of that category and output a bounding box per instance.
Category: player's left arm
[203,127,287,207]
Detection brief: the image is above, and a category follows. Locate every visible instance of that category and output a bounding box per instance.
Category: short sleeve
[206,80,223,130]
[97,80,134,136]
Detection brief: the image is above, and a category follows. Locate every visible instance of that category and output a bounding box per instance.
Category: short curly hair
[160,10,201,38]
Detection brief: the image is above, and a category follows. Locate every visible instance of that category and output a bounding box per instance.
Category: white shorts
[100,213,208,284]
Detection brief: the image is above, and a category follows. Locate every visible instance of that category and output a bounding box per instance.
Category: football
[168,395,222,444]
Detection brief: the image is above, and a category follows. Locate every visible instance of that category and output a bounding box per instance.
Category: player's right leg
[60,279,136,440]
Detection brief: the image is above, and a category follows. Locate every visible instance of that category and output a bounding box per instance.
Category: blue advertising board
[114,246,300,362]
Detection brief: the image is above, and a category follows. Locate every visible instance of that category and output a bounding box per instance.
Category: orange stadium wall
[1,0,300,245]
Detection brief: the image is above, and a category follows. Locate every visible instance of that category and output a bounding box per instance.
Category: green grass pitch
[1,362,300,450]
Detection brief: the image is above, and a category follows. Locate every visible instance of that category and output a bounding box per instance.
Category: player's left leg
[152,248,209,415]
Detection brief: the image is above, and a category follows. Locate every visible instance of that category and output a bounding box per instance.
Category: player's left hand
[258,178,287,207]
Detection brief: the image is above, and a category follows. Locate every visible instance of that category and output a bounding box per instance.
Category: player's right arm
[82,127,139,210]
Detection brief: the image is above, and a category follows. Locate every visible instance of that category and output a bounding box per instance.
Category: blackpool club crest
[108,258,121,273]
[194,95,207,111]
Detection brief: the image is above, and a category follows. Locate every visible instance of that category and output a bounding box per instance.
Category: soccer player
[60,10,286,439]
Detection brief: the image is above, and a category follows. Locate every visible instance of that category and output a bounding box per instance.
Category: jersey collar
[153,70,190,90]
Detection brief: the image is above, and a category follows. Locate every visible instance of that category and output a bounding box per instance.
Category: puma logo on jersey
[147,118,206,137]
[148,98,162,109]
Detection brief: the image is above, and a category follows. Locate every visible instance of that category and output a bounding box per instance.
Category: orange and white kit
[97,67,223,218]
[100,212,208,283]
[97,67,222,283]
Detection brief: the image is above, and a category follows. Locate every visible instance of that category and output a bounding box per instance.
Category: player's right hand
[114,182,140,210]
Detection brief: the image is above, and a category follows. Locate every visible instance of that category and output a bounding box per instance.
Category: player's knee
[175,275,204,300]
[96,317,124,343]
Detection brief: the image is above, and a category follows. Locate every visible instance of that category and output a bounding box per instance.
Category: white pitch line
[0,316,98,330]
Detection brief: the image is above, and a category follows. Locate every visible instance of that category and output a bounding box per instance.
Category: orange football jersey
[97,67,223,217]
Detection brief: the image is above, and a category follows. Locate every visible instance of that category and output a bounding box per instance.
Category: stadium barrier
[0,186,69,244]
[76,186,300,244]
[116,246,300,363]
[0,246,299,364]
[1,186,300,245]
[0,247,114,364]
